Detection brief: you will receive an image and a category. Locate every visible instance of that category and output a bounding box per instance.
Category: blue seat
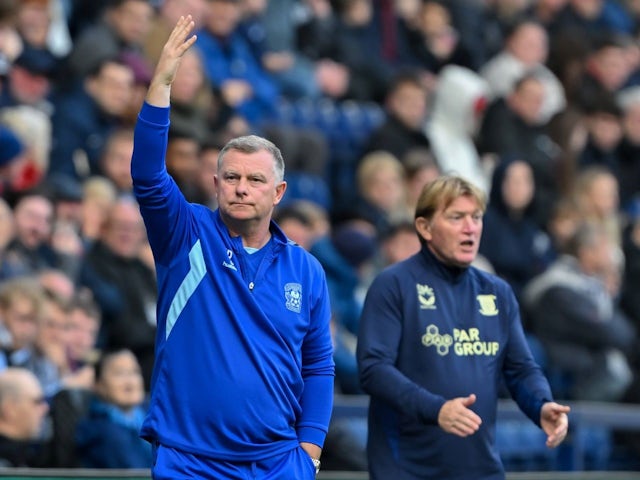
[497,419,557,471]
[282,172,331,210]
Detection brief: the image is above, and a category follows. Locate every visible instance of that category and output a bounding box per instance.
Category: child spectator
[75,348,151,468]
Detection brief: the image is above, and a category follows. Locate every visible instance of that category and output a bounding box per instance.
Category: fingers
[544,411,569,448]
[439,397,482,437]
[461,393,477,407]
[166,15,197,55]
[449,414,482,437]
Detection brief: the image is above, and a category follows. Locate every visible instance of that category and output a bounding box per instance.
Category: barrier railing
[332,395,640,472]
[0,469,639,480]
[0,397,638,479]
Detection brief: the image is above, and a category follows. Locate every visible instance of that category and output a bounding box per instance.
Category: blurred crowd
[0,0,640,472]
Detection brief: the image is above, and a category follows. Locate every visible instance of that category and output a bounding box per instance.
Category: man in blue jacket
[130,16,334,479]
[357,174,569,479]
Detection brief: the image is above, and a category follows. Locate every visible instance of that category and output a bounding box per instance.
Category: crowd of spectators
[1,0,640,472]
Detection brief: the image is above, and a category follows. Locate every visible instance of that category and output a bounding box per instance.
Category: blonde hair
[414,174,486,220]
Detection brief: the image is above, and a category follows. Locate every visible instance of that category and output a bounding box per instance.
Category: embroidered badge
[417,284,436,309]
[477,294,499,316]
[284,283,302,313]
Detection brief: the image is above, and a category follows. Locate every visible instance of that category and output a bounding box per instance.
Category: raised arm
[146,15,198,108]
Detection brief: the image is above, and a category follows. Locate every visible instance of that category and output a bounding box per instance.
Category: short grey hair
[218,135,285,182]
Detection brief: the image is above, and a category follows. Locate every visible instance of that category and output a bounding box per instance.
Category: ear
[273,180,287,206]
[415,216,432,242]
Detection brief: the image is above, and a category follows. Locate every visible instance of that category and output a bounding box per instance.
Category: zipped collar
[419,244,469,283]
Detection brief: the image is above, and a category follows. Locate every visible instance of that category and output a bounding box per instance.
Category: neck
[224,216,272,249]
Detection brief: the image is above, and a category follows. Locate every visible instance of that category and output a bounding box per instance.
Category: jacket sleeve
[357,271,447,423]
[502,287,553,426]
[131,102,194,266]
[296,261,335,447]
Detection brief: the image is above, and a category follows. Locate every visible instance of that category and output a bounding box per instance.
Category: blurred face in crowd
[278,216,314,251]
[361,162,406,214]
[101,130,134,192]
[585,172,619,218]
[9,66,51,105]
[17,1,50,48]
[204,0,241,37]
[622,101,640,144]
[108,0,154,45]
[86,61,135,117]
[502,160,534,213]
[587,45,629,91]
[508,22,548,66]
[381,227,420,265]
[0,369,49,440]
[102,200,146,259]
[508,76,545,125]
[66,306,100,363]
[387,80,428,131]
[1,293,40,351]
[95,350,145,411]
[587,112,622,152]
[171,50,205,104]
[36,296,69,357]
[13,194,53,249]
[0,198,15,251]
[166,136,201,188]
[197,146,220,204]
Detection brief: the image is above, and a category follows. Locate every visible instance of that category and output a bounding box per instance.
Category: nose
[235,177,249,196]
[462,215,481,233]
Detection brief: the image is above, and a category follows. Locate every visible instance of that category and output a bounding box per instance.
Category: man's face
[13,195,53,250]
[214,149,286,228]
[509,78,545,125]
[388,81,428,131]
[66,308,99,361]
[110,0,154,45]
[87,62,135,117]
[2,295,40,350]
[14,375,49,440]
[418,195,483,267]
[101,135,134,192]
[96,351,145,410]
[204,0,241,37]
[166,137,201,186]
[9,67,51,105]
[102,202,146,259]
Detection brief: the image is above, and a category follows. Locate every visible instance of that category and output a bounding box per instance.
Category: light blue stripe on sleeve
[166,240,207,339]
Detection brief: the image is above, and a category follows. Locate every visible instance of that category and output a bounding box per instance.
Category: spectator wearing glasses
[0,367,50,467]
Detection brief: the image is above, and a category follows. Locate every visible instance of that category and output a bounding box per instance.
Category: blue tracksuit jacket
[357,246,553,479]
[131,102,334,461]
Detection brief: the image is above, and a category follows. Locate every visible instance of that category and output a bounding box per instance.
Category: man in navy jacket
[357,174,569,479]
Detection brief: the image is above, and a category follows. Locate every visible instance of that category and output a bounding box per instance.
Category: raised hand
[146,15,198,107]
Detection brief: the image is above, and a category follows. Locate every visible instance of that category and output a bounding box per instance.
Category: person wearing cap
[0,45,57,111]
[0,125,27,196]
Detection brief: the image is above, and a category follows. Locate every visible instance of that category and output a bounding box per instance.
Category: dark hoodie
[479,156,554,302]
